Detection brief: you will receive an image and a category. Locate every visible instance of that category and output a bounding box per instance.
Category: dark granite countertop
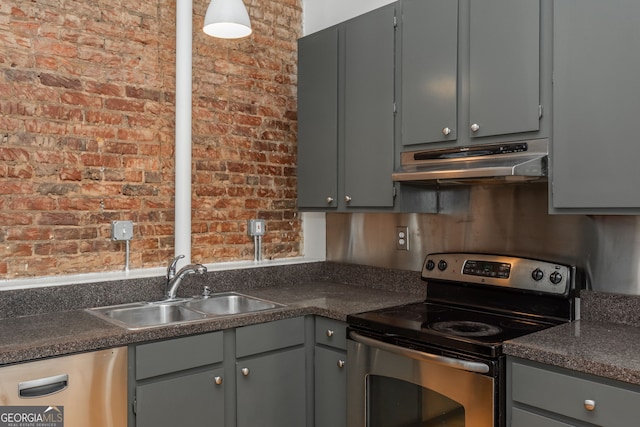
[504,290,640,385]
[0,281,422,365]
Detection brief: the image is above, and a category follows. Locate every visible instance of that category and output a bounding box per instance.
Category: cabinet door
[135,368,224,427]
[400,0,458,146]
[343,4,396,208]
[236,347,306,427]
[469,0,540,138]
[315,346,347,427]
[297,27,339,209]
[552,0,640,210]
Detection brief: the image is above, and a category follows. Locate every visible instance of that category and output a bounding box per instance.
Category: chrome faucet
[165,255,207,300]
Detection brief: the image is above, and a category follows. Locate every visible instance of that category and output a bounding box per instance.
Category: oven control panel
[422,253,573,295]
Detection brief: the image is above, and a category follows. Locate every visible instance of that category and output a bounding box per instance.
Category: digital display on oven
[463,260,511,279]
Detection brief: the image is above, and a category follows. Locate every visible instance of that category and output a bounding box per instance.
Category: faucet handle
[167,255,185,280]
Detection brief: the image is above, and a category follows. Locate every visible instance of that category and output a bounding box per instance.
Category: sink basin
[93,302,208,329]
[183,293,281,315]
[87,292,284,330]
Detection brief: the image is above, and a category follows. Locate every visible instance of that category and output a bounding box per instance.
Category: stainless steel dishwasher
[0,347,127,427]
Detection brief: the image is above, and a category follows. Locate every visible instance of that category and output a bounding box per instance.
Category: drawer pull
[337,360,345,369]
[326,330,334,337]
[584,399,596,411]
[214,376,223,385]
[19,374,69,398]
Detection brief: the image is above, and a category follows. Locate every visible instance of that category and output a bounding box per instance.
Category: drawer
[315,317,347,350]
[511,361,640,426]
[136,331,223,380]
[236,317,305,357]
[511,408,573,427]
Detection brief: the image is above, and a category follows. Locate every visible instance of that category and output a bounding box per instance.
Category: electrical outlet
[396,226,409,251]
[111,221,134,241]
[248,219,266,237]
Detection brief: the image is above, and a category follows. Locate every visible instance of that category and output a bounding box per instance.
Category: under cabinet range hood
[392,138,549,184]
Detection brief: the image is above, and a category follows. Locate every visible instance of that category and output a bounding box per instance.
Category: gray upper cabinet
[400,0,458,146]
[399,0,543,148]
[342,4,396,209]
[551,0,640,211]
[468,0,540,139]
[297,4,396,211]
[297,28,339,209]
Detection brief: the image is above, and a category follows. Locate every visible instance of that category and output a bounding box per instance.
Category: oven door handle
[349,331,490,374]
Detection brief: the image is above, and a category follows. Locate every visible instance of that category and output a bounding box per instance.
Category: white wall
[302,0,395,35]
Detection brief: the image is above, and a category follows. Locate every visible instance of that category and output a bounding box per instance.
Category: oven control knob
[531,268,544,281]
[550,271,563,285]
[438,260,448,271]
[426,260,436,271]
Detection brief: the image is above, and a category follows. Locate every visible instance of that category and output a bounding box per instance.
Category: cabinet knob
[214,376,223,385]
[241,367,250,376]
[337,360,345,369]
[345,196,352,203]
[584,399,596,411]
[470,123,480,132]
[326,196,334,204]
[442,127,452,136]
[326,329,334,337]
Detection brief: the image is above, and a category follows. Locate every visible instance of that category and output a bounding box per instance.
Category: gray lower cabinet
[508,357,640,427]
[551,0,640,212]
[399,0,543,148]
[130,317,309,427]
[135,368,224,427]
[235,317,307,427]
[130,332,225,427]
[297,4,396,211]
[314,317,347,427]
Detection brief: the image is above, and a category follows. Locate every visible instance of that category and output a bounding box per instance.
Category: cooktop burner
[429,320,503,337]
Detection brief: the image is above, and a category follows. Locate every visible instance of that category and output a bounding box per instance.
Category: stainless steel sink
[183,293,280,315]
[91,302,208,329]
[87,292,283,330]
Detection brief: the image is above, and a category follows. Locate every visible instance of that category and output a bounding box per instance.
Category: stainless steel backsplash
[326,183,640,295]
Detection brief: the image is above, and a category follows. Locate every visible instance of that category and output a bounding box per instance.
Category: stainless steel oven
[347,253,578,427]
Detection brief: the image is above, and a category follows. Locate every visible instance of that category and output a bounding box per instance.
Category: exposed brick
[0,0,302,278]
[39,73,83,90]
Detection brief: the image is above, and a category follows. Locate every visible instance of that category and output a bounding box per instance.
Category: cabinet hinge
[538,104,543,119]
[132,396,137,415]
[393,184,397,198]
[393,16,397,28]
[393,102,397,114]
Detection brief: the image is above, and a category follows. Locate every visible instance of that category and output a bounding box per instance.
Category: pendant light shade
[203,0,252,39]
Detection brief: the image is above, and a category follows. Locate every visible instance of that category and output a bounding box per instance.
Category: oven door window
[368,375,464,427]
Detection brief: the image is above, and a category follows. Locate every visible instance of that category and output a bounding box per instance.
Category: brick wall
[0,0,302,279]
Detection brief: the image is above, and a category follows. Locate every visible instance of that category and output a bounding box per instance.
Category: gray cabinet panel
[236,347,306,427]
[297,28,339,209]
[469,0,540,138]
[135,332,223,380]
[315,317,347,350]
[552,0,640,209]
[343,4,396,208]
[235,317,305,357]
[511,408,573,427]
[314,346,347,427]
[400,0,458,146]
[135,367,224,427]
[510,359,640,427]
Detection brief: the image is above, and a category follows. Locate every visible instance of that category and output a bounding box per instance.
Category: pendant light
[203,0,252,39]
